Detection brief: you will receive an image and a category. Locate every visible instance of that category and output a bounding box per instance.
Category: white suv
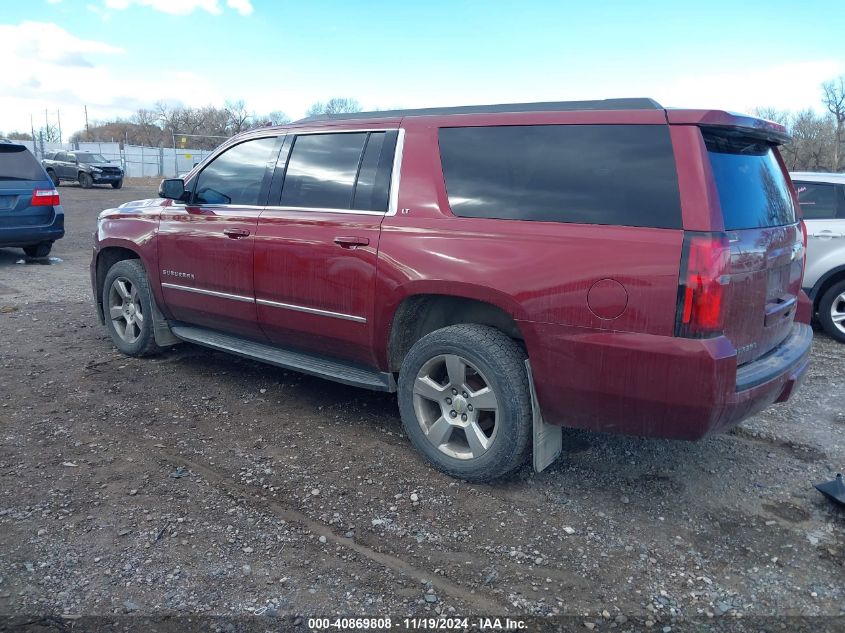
[791,172,845,342]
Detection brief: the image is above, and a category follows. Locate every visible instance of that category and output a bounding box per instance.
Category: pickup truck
[42,151,124,189]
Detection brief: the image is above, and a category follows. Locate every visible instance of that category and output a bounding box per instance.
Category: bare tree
[0,131,33,140]
[225,99,252,134]
[305,97,362,117]
[822,76,845,171]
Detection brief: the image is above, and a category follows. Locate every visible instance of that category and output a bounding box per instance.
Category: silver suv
[791,172,845,342]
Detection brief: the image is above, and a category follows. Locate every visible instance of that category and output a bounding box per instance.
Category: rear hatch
[0,145,56,229]
[704,129,803,365]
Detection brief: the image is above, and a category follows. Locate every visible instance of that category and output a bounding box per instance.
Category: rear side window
[281,133,367,209]
[194,136,278,205]
[438,124,682,228]
[0,145,46,181]
[794,182,840,220]
[704,132,796,230]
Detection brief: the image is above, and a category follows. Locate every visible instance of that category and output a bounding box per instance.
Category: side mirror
[159,178,186,201]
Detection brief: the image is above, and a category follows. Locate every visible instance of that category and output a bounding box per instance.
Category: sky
[1,0,843,139]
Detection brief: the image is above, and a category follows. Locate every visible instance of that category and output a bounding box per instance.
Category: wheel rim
[108,277,143,344]
[832,291,845,335]
[412,354,499,460]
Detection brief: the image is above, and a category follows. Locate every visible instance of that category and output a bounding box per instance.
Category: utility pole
[44,109,49,141]
[84,105,90,139]
[30,114,37,157]
[57,109,62,144]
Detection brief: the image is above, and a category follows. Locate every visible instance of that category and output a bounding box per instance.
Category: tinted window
[76,153,108,163]
[352,132,397,211]
[0,145,47,181]
[794,182,839,220]
[438,124,681,228]
[704,132,796,230]
[281,133,367,209]
[194,136,277,205]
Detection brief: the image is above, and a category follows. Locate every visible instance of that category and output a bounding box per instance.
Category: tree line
[1,97,363,150]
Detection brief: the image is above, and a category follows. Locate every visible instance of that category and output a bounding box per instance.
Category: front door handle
[810,230,844,239]
[223,228,251,239]
[334,236,370,248]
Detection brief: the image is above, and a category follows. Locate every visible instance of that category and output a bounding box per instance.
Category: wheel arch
[809,264,845,310]
[385,290,526,373]
[94,245,143,322]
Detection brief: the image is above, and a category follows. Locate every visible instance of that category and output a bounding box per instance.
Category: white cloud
[226,0,253,16]
[0,21,223,137]
[102,0,252,16]
[46,0,63,4]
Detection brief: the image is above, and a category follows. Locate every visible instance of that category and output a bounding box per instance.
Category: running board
[170,324,396,392]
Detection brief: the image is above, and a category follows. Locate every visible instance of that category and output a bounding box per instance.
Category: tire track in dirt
[142,445,501,612]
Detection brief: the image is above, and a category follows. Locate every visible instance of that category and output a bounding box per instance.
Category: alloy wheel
[832,291,845,335]
[412,354,499,460]
[108,277,144,344]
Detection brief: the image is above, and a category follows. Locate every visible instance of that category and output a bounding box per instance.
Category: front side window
[193,136,278,205]
[438,124,682,228]
[794,182,839,220]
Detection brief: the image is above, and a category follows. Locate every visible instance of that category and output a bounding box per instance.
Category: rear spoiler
[666,109,791,145]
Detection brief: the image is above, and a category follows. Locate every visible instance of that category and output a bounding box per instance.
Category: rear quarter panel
[375,117,685,396]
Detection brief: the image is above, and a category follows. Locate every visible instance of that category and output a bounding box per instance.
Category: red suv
[91,99,812,482]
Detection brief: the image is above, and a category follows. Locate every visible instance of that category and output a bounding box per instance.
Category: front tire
[23,242,52,258]
[102,259,161,357]
[818,280,845,343]
[398,324,532,482]
[79,172,93,189]
[112,179,123,189]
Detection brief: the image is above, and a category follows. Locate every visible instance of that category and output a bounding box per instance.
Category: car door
[254,130,398,365]
[157,135,281,339]
[794,180,845,290]
[56,152,74,179]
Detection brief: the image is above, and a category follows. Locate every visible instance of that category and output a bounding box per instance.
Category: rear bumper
[521,321,812,440]
[0,206,65,247]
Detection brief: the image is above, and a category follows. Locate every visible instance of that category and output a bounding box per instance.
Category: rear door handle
[334,236,370,248]
[223,228,251,239]
[811,230,844,239]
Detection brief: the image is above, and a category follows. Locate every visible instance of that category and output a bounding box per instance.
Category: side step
[170,324,396,392]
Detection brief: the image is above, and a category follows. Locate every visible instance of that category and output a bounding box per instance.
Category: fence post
[159,146,164,178]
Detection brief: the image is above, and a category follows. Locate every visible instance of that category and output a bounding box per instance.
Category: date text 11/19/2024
[307,617,528,630]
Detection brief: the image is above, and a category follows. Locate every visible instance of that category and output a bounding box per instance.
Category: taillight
[32,188,60,206]
[675,232,731,338]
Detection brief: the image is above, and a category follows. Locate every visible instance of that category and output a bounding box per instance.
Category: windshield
[76,153,109,163]
[704,131,796,230]
[0,145,46,181]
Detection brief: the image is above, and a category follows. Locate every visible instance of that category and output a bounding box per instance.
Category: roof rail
[296,98,663,122]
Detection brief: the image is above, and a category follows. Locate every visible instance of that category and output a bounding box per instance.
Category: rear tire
[397,324,532,482]
[102,259,161,357]
[818,279,845,343]
[47,169,59,187]
[79,172,93,189]
[111,179,123,189]
[23,242,52,258]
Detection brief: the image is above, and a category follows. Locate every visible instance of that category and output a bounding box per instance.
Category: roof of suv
[296,98,663,122]
[790,171,845,184]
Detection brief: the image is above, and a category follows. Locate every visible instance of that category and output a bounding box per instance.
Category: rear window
[0,145,46,181]
[704,132,796,230]
[793,181,840,220]
[438,124,682,228]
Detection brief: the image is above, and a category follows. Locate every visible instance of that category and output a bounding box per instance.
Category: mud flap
[151,300,180,347]
[526,360,561,473]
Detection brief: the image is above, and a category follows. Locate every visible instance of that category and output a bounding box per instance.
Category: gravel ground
[0,181,843,630]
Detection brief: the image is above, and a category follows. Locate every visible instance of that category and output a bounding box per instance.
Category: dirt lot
[0,181,844,629]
